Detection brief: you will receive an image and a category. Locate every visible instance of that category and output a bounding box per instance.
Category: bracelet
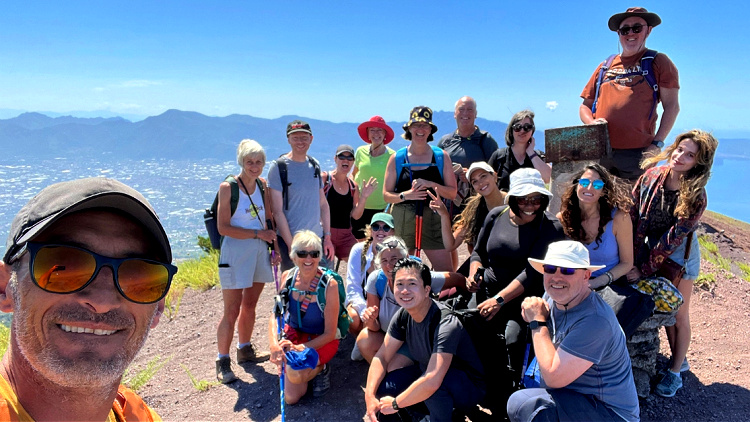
[529,152,539,160]
[604,271,614,285]
[253,229,258,238]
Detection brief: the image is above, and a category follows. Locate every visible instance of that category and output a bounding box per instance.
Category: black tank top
[395,155,443,205]
[327,184,354,229]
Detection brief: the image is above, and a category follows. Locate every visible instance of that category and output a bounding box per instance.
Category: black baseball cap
[4,177,172,264]
[286,120,313,136]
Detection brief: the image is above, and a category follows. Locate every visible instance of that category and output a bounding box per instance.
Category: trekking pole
[272,251,286,422]
[414,201,424,258]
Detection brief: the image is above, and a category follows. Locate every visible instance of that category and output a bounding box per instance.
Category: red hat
[357,116,395,144]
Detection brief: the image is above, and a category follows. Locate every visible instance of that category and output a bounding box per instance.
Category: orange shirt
[581,50,679,149]
[0,374,161,421]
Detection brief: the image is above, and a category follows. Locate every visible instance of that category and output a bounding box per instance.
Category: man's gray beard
[9,269,158,388]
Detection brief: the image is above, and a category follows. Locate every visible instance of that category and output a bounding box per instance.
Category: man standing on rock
[0,177,177,421]
[507,241,639,422]
[268,120,335,271]
[579,7,680,181]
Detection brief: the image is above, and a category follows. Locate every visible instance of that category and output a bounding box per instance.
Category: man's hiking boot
[311,364,331,397]
[216,356,238,384]
[237,343,270,364]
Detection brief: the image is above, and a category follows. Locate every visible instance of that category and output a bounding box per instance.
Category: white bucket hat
[528,240,605,274]
[504,168,553,204]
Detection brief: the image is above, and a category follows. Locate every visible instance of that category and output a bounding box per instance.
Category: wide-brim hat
[504,168,553,204]
[4,177,172,264]
[528,240,605,274]
[608,7,661,31]
[402,106,438,135]
[358,116,395,144]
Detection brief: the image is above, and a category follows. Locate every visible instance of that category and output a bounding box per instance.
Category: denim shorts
[668,233,701,280]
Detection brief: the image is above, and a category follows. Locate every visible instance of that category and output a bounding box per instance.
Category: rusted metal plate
[544,123,610,163]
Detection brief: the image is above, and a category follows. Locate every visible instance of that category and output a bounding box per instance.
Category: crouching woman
[364,258,484,422]
[269,230,340,403]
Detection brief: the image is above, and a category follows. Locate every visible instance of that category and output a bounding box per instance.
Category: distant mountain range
[2,110,745,162]
[0,110,512,161]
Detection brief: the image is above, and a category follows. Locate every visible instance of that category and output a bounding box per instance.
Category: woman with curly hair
[556,163,634,289]
[627,129,718,398]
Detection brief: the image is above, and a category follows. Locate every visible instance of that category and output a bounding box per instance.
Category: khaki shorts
[392,202,444,250]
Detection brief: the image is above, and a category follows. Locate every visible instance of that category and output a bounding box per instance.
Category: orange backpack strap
[113,385,160,421]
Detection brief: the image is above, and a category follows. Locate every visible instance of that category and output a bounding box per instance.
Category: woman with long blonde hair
[627,129,718,398]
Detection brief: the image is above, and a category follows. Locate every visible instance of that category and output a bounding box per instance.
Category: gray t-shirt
[267,156,323,237]
[388,301,483,381]
[546,293,640,422]
[436,127,498,168]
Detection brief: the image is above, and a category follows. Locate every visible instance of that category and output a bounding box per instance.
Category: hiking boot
[655,371,682,397]
[350,343,364,361]
[216,357,238,384]
[311,364,331,397]
[237,343,270,364]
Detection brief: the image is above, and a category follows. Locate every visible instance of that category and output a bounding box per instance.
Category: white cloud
[93,87,105,92]
[546,101,558,111]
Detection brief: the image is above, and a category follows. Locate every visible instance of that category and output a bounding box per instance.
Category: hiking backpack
[394,145,445,182]
[592,49,660,119]
[322,171,356,199]
[280,267,352,339]
[275,155,321,210]
[203,175,266,250]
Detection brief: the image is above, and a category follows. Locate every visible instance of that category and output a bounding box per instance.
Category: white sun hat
[504,168,553,204]
[528,240,606,274]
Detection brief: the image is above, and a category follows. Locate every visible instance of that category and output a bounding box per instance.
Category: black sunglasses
[618,24,644,36]
[512,123,535,133]
[372,223,393,232]
[516,195,543,206]
[23,242,175,304]
[542,264,577,275]
[337,154,355,161]
[295,250,320,258]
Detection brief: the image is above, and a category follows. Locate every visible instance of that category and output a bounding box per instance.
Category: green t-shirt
[354,145,395,210]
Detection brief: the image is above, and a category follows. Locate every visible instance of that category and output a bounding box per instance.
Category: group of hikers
[0,6,718,422]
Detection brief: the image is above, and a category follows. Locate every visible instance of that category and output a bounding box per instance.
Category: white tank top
[229,184,265,230]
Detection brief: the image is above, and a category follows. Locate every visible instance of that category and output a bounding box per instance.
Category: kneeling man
[0,178,176,421]
[364,258,484,422]
[508,240,639,422]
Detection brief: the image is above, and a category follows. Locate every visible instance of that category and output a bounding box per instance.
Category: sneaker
[680,358,690,373]
[655,371,683,397]
[311,364,331,397]
[237,343,270,364]
[350,343,364,361]
[216,357,238,384]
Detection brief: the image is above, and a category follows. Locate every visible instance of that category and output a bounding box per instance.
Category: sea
[0,156,747,261]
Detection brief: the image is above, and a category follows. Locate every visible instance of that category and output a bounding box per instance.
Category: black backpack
[429,303,514,419]
[203,175,266,250]
[275,155,321,210]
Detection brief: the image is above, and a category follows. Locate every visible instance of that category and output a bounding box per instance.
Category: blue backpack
[394,145,444,182]
[592,49,659,119]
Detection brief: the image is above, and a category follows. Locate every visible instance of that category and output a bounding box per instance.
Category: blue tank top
[586,209,619,278]
[285,269,326,334]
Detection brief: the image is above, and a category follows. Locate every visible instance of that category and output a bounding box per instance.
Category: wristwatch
[529,320,546,330]
[392,397,400,411]
[494,296,505,307]
[399,192,405,201]
[651,139,664,148]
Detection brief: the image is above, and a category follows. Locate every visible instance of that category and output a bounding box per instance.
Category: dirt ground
[132,216,750,421]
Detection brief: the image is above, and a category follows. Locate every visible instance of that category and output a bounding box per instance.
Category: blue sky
[2,1,748,137]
